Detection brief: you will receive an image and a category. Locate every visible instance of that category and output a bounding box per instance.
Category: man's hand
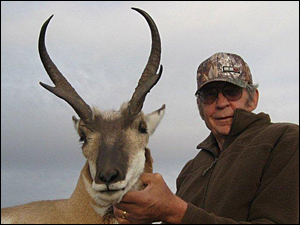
[113,173,188,224]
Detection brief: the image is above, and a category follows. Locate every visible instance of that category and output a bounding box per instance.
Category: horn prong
[39,15,93,123]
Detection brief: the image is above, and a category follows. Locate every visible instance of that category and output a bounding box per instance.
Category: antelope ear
[145,104,165,136]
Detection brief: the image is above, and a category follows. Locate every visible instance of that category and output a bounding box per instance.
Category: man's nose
[216,92,230,109]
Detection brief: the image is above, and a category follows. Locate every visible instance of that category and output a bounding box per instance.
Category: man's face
[197,82,258,140]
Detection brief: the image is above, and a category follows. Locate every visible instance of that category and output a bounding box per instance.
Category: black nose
[96,169,120,186]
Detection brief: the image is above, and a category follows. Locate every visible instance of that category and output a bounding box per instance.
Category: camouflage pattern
[196,52,253,92]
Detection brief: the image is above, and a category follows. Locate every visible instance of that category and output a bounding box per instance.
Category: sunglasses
[195,83,243,104]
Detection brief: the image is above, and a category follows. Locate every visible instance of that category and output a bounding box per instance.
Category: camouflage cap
[196,52,253,93]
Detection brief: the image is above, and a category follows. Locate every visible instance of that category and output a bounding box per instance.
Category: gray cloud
[1,1,299,208]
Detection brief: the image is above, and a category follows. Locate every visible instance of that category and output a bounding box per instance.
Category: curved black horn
[39,15,93,123]
[127,8,163,118]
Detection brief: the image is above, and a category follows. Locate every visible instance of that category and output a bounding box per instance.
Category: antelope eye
[138,122,148,134]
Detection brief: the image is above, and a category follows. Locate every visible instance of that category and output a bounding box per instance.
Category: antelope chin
[97,190,125,205]
[91,185,124,204]
[93,173,145,206]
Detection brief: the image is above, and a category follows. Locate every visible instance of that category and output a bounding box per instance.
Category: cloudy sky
[1,1,299,208]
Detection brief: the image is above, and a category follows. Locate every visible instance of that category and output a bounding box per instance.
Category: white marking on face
[88,161,97,181]
[85,149,146,205]
[122,149,146,193]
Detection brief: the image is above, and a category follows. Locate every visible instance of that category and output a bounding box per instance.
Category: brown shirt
[176,109,299,224]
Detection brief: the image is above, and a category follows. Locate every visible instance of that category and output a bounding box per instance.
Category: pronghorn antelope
[1,8,165,224]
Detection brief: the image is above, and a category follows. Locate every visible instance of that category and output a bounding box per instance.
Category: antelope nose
[96,169,119,185]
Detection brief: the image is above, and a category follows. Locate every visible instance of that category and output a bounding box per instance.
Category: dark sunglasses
[195,83,243,104]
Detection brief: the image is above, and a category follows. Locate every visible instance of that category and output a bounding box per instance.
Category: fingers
[113,173,168,224]
[113,205,131,224]
[118,191,142,204]
[115,200,137,212]
[139,172,163,185]
[119,173,164,203]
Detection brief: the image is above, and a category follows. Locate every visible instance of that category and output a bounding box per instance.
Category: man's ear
[248,89,259,111]
[145,104,165,136]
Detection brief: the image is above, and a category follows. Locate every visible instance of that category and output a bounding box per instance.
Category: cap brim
[196,78,247,95]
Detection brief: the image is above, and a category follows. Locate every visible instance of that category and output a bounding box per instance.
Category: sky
[1,1,299,208]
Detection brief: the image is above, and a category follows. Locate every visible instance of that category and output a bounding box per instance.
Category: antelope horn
[39,15,93,123]
[128,8,163,118]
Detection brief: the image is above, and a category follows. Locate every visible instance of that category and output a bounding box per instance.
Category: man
[114,53,299,224]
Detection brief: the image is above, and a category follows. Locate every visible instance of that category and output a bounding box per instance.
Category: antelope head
[39,8,165,206]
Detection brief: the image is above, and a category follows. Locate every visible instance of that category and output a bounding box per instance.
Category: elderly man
[114,53,299,224]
